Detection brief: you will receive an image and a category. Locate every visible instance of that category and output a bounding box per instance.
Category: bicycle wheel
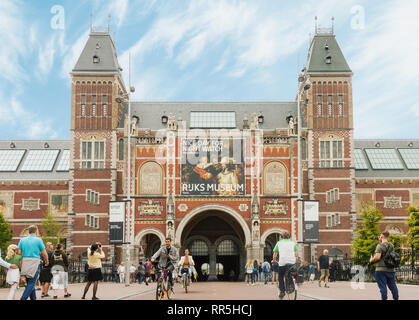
[285,276,297,300]
[167,281,174,300]
[156,280,164,300]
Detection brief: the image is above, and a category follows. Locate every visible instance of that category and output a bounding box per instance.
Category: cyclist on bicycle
[177,248,195,288]
[271,231,298,300]
[151,237,179,287]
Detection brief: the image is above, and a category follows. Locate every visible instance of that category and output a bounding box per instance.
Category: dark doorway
[188,239,209,281]
[216,239,240,281]
[264,233,281,262]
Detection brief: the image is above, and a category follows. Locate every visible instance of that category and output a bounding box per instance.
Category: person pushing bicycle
[151,237,179,287]
[178,248,195,288]
[272,231,298,300]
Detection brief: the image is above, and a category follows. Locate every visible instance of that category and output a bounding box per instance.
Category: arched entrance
[135,228,165,263]
[261,228,286,262]
[185,237,210,281]
[177,205,250,281]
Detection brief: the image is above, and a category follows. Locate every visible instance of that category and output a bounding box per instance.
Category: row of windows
[326,213,340,227]
[86,189,100,205]
[80,95,108,117]
[316,94,344,117]
[85,214,99,229]
[81,141,105,169]
[326,188,340,204]
[320,140,344,168]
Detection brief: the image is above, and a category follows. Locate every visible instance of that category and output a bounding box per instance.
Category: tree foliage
[352,201,383,267]
[40,207,64,247]
[406,206,419,261]
[0,213,13,258]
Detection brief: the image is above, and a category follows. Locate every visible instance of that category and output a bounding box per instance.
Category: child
[5,244,22,300]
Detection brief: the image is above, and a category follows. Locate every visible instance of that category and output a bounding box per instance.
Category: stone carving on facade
[250,113,259,130]
[263,161,287,195]
[239,203,248,212]
[166,194,175,218]
[243,112,249,129]
[263,199,288,215]
[22,197,40,211]
[252,220,260,242]
[383,195,402,209]
[130,116,138,136]
[177,203,188,212]
[139,161,163,195]
[139,199,162,215]
[166,220,175,240]
[167,113,177,131]
[287,116,296,136]
[0,192,14,218]
[251,194,259,218]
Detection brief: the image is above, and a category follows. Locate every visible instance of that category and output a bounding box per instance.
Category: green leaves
[0,213,13,258]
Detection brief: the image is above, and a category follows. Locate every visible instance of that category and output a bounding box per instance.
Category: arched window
[138,161,163,195]
[301,138,307,160]
[189,240,209,256]
[216,240,239,256]
[118,139,124,161]
[263,161,287,195]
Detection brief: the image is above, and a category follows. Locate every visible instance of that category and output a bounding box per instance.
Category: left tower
[68,31,127,260]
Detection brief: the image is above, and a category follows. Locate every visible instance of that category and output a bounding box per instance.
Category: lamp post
[116,53,135,287]
[297,78,311,259]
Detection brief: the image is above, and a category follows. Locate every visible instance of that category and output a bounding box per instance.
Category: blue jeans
[252,271,258,282]
[21,265,41,300]
[375,271,399,300]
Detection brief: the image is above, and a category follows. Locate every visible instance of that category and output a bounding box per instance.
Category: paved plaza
[1,280,417,300]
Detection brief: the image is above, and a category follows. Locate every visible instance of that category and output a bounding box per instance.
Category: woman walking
[245,259,253,286]
[81,243,105,300]
[252,260,258,285]
[4,244,22,300]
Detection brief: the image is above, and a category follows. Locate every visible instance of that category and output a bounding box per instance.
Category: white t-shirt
[130,266,136,273]
[118,265,125,273]
[273,239,297,266]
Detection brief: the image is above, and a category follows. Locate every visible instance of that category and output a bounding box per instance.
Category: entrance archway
[261,228,286,262]
[178,205,249,281]
[135,228,165,262]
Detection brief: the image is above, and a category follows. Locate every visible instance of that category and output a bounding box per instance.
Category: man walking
[272,231,298,300]
[317,249,330,288]
[17,225,49,300]
[40,242,54,298]
[369,231,399,300]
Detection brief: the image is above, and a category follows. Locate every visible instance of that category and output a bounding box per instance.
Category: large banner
[303,200,319,243]
[109,201,126,244]
[181,138,245,196]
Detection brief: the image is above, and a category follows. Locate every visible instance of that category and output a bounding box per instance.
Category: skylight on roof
[365,149,404,170]
[0,150,25,171]
[56,150,70,171]
[190,112,236,128]
[354,149,369,170]
[398,149,419,169]
[20,150,59,171]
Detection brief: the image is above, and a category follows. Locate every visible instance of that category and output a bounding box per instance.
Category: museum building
[1,26,418,281]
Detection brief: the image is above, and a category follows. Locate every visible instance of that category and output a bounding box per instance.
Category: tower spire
[108,14,111,33]
[315,16,318,35]
[331,16,335,34]
[90,11,93,33]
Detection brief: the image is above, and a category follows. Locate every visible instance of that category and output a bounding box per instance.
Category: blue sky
[0,0,418,140]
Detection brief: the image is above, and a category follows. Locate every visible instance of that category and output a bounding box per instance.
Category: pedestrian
[245,259,253,285]
[258,262,263,282]
[137,263,145,284]
[50,243,71,299]
[272,231,298,300]
[369,231,399,300]
[81,242,105,300]
[17,225,49,300]
[144,258,152,285]
[40,242,54,298]
[4,244,22,300]
[271,259,279,284]
[150,264,156,282]
[252,260,258,285]
[117,262,125,283]
[262,260,271,285]
[317,249,330,288]
[130,263,136,283]
[308,261,315,281]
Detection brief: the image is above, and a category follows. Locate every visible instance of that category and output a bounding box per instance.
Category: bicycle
[155,266,174,300]
[180,267,191,293]
[283,264,299,300]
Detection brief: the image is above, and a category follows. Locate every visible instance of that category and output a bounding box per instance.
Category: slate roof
[354,139,419,178]
[118,101,300,130]
[72,32,121,73]
[306,34,351,73]
[0,140,70,181]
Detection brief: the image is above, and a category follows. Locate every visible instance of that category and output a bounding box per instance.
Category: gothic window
[81,140,105,169]
[338,95,343,117]
[216,240,239,256]
[189,240,209,256]
[102,95,107,117]
[301,138,307,160]
[92,95,97,117]
[81,95,86,117]
[118,139,124,161]
[320,140,343,168]
[138,161,163,195]
[317,95,322,117]
[263,161,287,195]
[328,95,333,117]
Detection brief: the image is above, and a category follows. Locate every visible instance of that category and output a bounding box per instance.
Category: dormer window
[95,43,100,49]
[325,56,332,64]
[325,43,329,50]
[93,55,100,64]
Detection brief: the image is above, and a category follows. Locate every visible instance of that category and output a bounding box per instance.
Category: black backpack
[382,243,401,269]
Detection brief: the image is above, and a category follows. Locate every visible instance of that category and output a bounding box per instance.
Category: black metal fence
[67,259,118,283]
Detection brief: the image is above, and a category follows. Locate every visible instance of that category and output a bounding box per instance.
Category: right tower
[300,26,355,262]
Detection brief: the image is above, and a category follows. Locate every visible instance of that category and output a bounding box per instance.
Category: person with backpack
[144,258,152,285]
[262,260,271,285]
[50,243,71,299]
[369,231,399,300]
[40,242,54,298]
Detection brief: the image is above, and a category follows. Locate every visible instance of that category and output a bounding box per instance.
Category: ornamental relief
[263,161,287,195]
[138,161,163,195]
[139,199,163,215]
[314,131,349,139]
[383,195,402,209]
[263,199,288,215]
[0,192,14,218]
[22,198,40,211]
